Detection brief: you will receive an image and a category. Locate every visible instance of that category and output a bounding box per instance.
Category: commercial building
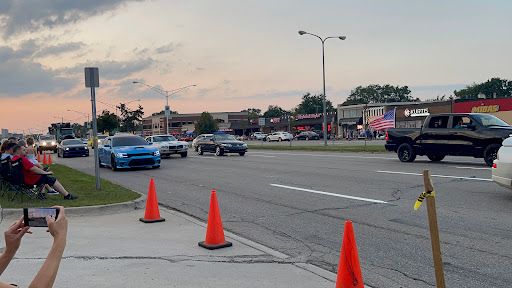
[454,97,512,124]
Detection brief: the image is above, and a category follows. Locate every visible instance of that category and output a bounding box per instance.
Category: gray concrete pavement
[0,206,366,287]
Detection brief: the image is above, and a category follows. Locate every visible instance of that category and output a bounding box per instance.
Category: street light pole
[298,30,346,146]
[133,81,196,135]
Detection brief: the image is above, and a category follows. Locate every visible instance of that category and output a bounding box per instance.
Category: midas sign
[471,105,499,113]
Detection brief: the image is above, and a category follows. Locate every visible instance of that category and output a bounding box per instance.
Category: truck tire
[483,143,500,167]
[427,154,445,162]
[397,143,416,162]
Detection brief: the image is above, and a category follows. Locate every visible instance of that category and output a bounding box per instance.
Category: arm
[29,166,52,175]
[29,206,67,288]
[0,217,31,276]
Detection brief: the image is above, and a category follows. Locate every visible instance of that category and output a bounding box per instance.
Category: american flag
[369,109,395,131]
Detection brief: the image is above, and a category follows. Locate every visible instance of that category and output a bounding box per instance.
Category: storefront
[454,98,512,124]
[385,101,453,128]
[254,113,336,135]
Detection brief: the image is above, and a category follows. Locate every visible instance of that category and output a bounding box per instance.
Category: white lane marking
[270,184,388,204]
[455,166,491,170]
[189,156,217,159]
[377,170,492,181]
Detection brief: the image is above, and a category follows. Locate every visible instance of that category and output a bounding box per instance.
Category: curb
[1,192,147,218]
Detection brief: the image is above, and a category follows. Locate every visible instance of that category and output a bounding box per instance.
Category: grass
[247,144,390,153]
[0,164,141,209]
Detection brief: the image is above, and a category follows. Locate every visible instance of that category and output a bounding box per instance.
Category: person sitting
[454,119,463,129]
[1,142,17,160]
[18,139,59,195]
[11,145,78,200]
[0,206,68,288]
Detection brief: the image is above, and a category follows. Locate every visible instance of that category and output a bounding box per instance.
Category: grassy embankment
[0,164,140,208]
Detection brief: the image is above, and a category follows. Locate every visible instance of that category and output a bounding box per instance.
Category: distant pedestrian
[366,130,371,139]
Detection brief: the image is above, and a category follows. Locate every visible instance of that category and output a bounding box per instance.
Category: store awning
[339,117,363,125]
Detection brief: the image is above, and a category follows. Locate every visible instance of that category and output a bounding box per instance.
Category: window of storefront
[342,109,362,118]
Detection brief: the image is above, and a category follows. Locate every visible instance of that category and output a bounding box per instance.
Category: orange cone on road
[42,152,47,164]
[37,151,41,162]
[198,190,232,250]
[139,178,165,223]
[48,153,53,164]
[336,221,364,288]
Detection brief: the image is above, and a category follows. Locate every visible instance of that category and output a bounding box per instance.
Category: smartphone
[23,207,60,227]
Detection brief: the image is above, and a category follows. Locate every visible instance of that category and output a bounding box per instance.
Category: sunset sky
[1,0,511,134]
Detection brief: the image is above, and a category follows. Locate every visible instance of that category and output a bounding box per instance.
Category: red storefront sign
[454,98,512,113]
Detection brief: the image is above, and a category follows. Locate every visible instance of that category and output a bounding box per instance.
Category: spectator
[1,142,17,160]
[373,130,377,139]
[0,206,68,288]
[11,145,78,200]
[18,139,59,195]
[366,129,371,139]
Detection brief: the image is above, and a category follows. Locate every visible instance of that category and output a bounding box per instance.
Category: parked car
[252,132,267,140]
[197,133,247,156]
[98,135,161,171]
[180,135,195,142]
[192,134,213,151]
[89,135,108,149]
[492,136,512,190]
[295,131,320,141]
[145,135,189,158]
[37,134,57,153]
[267,132,293,142]
[57,139,89,158]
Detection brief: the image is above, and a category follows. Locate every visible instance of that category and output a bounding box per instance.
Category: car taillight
[385,132,389,140]
[493,163,497,168]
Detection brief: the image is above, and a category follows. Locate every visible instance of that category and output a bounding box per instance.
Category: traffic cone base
[198,240,232,250]
[139,178,165,223]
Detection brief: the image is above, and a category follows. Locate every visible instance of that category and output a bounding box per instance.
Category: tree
[454,77,512,99]
[117,104,144,132]
[241,108,261,120]
[343,84,419,105]
[294,93,335,114]
[97,110,119,134]
[152,109,178,116]
[425,95,453,102]
[194,112,218,134]
[262,105,289,118]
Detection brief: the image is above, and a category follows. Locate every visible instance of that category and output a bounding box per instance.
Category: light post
[298,30,346,146]
[133,81,196,134]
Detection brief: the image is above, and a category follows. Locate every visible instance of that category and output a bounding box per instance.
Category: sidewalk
[0,206,347,287]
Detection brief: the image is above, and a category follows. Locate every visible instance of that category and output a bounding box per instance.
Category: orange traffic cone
[198,190,232,250]
[139,178,165,223]
[42,152,47,164]
[336,221,364,288]
[37,151,41,162]
[48,154,53,164]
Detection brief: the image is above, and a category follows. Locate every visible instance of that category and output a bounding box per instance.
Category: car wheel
[239,152,245,156]
[267,137,271,142]
[427,154,445,162]
[180,152,187,158]
[197,146,203,155]
[215,146,224,156]
[111,155,118,171]
[278,138,282,142]
[397,143,416,162]
[484,143,500,167]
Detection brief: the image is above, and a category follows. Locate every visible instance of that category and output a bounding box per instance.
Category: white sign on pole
[165,105,170,116]
[258,118,266,126]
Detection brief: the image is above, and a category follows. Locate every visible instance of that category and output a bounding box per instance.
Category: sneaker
[46,190,59,195]
[64,193,78,200]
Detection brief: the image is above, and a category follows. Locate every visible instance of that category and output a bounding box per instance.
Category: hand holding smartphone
[23,207,60,227]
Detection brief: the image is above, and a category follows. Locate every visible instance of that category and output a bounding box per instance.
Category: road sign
[84,67,99,88]
[258,118,266,126]
[165,105,170,116]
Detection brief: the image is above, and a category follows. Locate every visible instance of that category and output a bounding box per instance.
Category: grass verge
[0,164,141,208]
[247,144,390,153]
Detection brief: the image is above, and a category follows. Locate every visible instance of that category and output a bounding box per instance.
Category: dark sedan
[57,139,89,158]
[295,131,320,140]
[197,133,247,156]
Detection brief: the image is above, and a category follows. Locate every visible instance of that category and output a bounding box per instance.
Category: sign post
[258,118,265,146]
[85,67,100,191]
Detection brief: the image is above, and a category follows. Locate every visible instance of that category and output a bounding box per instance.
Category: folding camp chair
[8,158,45,202]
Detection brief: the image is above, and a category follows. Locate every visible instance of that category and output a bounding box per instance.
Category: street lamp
[298,30,346,146]
[133,81,196,134]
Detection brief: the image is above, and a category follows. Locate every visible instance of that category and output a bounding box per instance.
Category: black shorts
[34,175,57,186]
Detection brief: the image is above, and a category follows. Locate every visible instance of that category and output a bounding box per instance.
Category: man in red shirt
[11,145,78,200]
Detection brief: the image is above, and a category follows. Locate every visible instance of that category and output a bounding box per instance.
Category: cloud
[34,42,86,58]
[0,0,144,39]
[225,90,304,100]
[60,58,155,80]
[155,43,178,54]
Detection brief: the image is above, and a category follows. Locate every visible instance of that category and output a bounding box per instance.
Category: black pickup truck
[385,113,512,166]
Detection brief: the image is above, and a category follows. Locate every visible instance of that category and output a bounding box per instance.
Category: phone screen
[23,208,59,227]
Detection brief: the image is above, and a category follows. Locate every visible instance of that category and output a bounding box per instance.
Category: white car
[267,132,293,142]
[492,136,512,190]
[145,135,189,158]
[252,132,267,140]
[192,134,213,151]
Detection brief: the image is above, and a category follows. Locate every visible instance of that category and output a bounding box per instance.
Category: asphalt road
[55,147,512,288]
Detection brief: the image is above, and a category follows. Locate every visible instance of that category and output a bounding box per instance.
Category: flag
[369,109,395,131]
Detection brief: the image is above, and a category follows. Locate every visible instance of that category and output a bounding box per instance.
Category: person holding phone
[0,206,68,288]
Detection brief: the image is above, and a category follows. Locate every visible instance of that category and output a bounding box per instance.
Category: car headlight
[65,148,70,151]
[242,143,247,147]
[116,153,128,158]
[42,142,47,146]
[154,151,160,156]
[51,141,55,145]
[222,144,232,147]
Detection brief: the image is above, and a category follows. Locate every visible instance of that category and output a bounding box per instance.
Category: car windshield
[214,134,236,141]
[62,139,83,145]
[472,114,510,127]
[112,136,148,147]
[40,135,54,141]
[153,135,177,142]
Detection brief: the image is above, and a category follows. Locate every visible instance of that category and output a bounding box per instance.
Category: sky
[1,0,511,134]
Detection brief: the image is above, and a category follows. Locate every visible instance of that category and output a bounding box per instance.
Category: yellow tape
[414,190,435,210]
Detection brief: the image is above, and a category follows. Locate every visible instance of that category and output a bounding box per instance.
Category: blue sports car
[57,139,89,158]
[98,135,161,171]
